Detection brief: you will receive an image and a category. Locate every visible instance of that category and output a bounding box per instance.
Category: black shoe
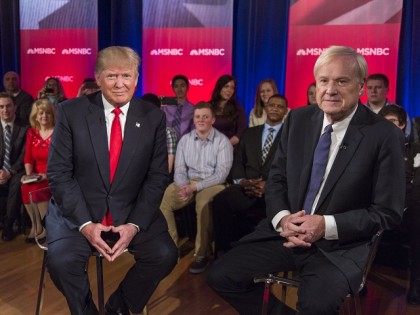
[188,256,210,274]
[407,279,420,305]
[105,289,130,315]
[1,229,15,241]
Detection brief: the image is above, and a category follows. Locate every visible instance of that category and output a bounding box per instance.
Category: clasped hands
[240,178,265,198]
[0,169,11,185]
[279,210,325,248]
[177,182,197,202]
[81,223,138,262]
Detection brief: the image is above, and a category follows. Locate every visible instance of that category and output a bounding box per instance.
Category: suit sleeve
[47,103,92,226]
[334,126,406,244]
[10,126,27,175]
[230,131,248,180]
[128,112,170,230]
[265,113,291,221]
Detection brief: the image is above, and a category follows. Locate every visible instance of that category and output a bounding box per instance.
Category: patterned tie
[262,127,275,164]
[102,107,123,226]
[172,104,183,138]
[2,125,12,171]
[303,124,333,214]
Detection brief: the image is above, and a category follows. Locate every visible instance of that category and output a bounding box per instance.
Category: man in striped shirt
[160,102,233,274]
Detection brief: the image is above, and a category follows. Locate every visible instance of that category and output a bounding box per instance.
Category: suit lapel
[0,126,4,160]
[297,110,324,209]
[86,94,110,190]
[110,100,146,192]
[315,106,365,212]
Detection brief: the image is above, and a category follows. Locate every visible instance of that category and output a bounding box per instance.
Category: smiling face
[36,109,53,128]
[96,66,138,107]
[259,82,275,105]
[0,96,16,123]
[315,56,364,123]
[220,80,235,101]
[193,108,215,135]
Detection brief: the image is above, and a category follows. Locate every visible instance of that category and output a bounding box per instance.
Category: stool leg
[262,280,271,315]
[35,251,47,315]
[96,256,105,315]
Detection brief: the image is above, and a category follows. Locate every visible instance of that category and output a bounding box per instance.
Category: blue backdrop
[0,0,419,117]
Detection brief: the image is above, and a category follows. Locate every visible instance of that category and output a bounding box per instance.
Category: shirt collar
[263,122,282,133]
[322,104,358,134]
[102,94,130,116]
[1,119,14,130]
[194,127,215,142]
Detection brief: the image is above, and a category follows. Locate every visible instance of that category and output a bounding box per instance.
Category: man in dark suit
[0,93,27,241]
[208,46,406,314]
[212,94,287,254]
[46,46,178,315]
[2,71,33,126]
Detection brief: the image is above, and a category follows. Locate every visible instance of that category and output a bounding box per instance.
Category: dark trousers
[212,185,266,252]
[207,239,350,315]
[47,227,178,315]
[406,199,420,279]
[0,171,24,232]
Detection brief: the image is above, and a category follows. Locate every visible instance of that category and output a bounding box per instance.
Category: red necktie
[102,107,123,226]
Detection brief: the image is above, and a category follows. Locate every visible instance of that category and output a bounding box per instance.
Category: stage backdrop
[285,0,403,108]
[142,0,233,104]
[20,0,98,98]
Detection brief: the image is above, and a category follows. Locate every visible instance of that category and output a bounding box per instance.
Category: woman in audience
[307,82,317,106]
[210,75,246,146]
[21,99,55,243]
[248,79,278,127]
[38,77,66,105]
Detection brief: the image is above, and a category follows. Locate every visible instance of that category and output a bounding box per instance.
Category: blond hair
[95,46,140,76]
[29,98,55,129]
[314,46,367,84]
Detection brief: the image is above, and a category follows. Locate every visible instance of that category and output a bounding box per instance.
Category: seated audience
[161,74,194,139]
[37,77,66,105]
[212,94,287,254]
[20,98,55,243]
[365,73,411,139]
[0,93,28,241]
[248,79,278,127]
[141,93,178,174]
[207,45,405,315]
[160,102,233,274]
[77,78,100,97]
[2,71,33,125]
[210,75,246,146]
[378,105,420,305]
[307,82,317,105]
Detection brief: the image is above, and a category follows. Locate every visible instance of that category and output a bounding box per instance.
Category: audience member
[141,93,178,174]
[77,78,100,97]
[378,105,420,305]
[38,77,66,105]
[307,82,317,105]
[45,46,177,314]
[0,93,27,241]
[212,94,287,254]
[365,73,411,139]
[160,102,233,274]
[210,75,246,146]
[2,71,34,125]
[20,98,55,243]
[207,46,405,314]
[248,79,278,127]
[161,74,194,139]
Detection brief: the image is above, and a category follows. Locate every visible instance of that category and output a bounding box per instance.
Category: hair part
[0,92,14,103]
[367,73,389,88]
[314,46,367,84]
[95,46,140,76]
[29,98,55,129]
[194,101,215,117]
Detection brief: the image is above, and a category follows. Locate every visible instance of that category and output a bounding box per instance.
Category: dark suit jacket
[231,124,281,181]
[0,119,27,176]
[47,92,169,241]
[245,104,405,291]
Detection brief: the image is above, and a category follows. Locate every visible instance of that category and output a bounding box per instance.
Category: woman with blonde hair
[249,79,278,127]
[21,98,55,242]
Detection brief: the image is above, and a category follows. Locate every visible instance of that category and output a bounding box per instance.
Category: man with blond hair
[46,46,177,315]
[208,46,405,314]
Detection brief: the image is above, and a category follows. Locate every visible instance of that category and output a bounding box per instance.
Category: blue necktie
[303,124,333,214]
[262,127,275,164]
